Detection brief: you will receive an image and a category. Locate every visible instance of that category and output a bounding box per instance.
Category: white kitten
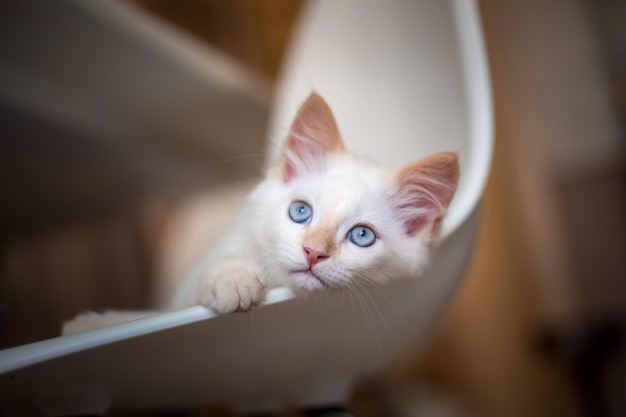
[63,93,458,332]
[171,92,458,312]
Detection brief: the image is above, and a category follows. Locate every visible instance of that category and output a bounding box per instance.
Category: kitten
[170,92,459,313]
[63,93,458,332]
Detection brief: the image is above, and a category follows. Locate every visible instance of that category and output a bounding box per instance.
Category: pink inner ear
[403,216,431,238]
[280,93,346,182]
[393,152,460,237]
[282,135,305,182]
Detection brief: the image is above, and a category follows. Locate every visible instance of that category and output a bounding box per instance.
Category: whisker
[346,281,381,349]
[344,281,373,331]
[351,278,402,348]
[354,273,417,337]
[203,153,269,165]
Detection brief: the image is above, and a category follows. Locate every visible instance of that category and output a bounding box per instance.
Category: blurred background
[1,1,625,416]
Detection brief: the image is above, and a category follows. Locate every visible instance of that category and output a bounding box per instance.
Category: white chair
[0,0,492,415]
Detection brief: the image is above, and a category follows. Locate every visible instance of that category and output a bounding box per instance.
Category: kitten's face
[262,154,429,291]
[256,93,459,291]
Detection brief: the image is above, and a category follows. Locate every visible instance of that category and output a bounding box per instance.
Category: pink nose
[303,246,329,266]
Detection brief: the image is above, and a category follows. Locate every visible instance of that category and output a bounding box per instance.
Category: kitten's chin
[291,270,327,291]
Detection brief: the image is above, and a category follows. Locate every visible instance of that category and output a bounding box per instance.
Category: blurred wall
[410,1,626,417]
[129,0,303,81]
[0,0,295,347]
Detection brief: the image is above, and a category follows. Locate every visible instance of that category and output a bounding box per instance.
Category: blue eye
[288,201,312,223]
[348,226,376,247]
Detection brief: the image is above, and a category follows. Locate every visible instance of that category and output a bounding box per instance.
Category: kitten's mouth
[291,268,328,289]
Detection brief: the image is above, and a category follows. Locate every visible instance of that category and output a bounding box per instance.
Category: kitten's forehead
[290,154,391,220]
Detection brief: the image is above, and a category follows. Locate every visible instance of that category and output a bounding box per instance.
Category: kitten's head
[256,93,459,291]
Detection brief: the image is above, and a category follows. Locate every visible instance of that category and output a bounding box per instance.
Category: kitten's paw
[196,260,266,313]
[62,310,159,335]
[62,311,107,335]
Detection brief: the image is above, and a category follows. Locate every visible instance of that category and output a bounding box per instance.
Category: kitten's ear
[275,93,346,182]
[392,152,460,241]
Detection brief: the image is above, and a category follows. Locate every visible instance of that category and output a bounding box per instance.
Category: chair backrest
[269,0,492,239]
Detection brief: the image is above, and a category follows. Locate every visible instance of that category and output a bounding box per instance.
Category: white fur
[62,310,159,335]
[62,94,454,334]
[170,152,431,313]
[62,151,439,336]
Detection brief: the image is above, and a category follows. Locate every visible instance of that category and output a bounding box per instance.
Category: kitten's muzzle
[303,246,329,267]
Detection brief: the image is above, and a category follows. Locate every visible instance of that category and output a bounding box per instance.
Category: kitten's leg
[192,259,266,314]
[62,310,159,335]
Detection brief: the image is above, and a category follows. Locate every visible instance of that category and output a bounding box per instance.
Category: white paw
[62,311,107,335]
[62,310,158,335]
[196,260,266,313]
